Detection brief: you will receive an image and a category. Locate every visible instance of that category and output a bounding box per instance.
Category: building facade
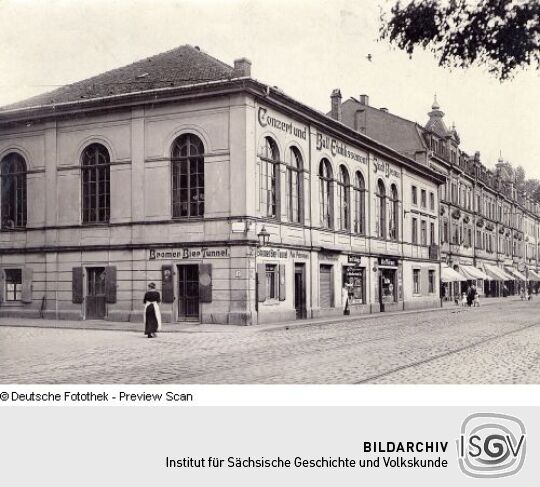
[338,94,540,301]
[0,46,444,325]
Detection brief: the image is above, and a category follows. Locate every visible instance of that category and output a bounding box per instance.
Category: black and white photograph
[0,0,539,385]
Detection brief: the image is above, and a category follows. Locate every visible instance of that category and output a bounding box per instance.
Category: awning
[483,263,513,281]
[505,267,527,281]
[441,264,466,282]
[528,269,540,281]
[459,265,491,281]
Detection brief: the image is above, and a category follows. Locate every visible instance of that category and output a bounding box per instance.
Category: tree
[380,0,540,80]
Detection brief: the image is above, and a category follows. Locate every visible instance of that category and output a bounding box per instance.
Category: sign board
[378,257,398,267]
[149,247,229,260]
[348,255,362,265]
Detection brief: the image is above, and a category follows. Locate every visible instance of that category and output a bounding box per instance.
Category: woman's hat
[148,282,156,289]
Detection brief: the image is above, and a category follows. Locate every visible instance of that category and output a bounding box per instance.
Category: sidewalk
[0,295,521,334]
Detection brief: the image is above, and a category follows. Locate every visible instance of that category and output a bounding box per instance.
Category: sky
[0,0,538,176]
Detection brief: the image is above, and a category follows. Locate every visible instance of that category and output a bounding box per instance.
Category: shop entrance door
[86,267,106,319]
[294,264,306,319]
[378,268,396,312]
[177,264,200,321]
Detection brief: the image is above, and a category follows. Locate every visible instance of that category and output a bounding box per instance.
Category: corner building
[0,46,444,325]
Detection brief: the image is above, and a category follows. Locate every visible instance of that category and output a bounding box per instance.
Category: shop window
[411,185,417,205]
[319,159,333,229]
[1,153,27,229]
[413,269,420,295]
[258,137,279,218]
[411,217,418,244]
[337,165,350,231]
[319,264,334,308]
[342,266,365,304]
[4,268,22,301]
[286,147,302,223]
[380,268,397,303]
[81,143,110,224]
[353,171,365,235]
[428,270,435,294]
[421,189,426,208]
[376,179,386,238]
[265,264,278,300]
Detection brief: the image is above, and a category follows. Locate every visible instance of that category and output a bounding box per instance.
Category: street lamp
[257,226,270,246]
[255,226,271,323]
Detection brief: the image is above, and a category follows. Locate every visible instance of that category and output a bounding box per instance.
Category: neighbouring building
[0,45,444,325]
[338,94,540,301]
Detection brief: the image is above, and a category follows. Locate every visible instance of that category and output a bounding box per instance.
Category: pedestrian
[461,292,467,307]
[466,285,474,307]
[143,282,161,338]
[473,288,480,307]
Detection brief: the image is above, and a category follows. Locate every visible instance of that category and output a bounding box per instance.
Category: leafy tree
[380,0,540,80]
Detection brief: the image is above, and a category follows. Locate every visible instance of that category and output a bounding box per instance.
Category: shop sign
[319,250,340,261]
[346,267,363,278]
[315,133,367,164]
[149,247,229,260]
[348,255,362,265]
[373,157,400,178]
[257,247,288,259]
[258,107,307,140]
[290,250,309,259]
[378,257,398,267]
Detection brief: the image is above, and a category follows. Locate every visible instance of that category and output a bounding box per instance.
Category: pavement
[1,296,539,384]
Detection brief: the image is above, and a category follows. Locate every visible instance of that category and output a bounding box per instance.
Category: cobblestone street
[2,299,540,384]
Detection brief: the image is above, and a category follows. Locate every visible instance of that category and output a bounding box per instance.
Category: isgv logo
[457,413,526,478]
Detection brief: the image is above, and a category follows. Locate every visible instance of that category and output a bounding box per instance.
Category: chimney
[330,89,342,121]
[359,94,369,106]
[380,107,388,113]
[233,57,252,77]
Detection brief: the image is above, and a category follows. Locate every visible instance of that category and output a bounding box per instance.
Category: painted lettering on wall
[149,247,229,260]
[373,158,400,178]
[315,133,367,164]
[258,107,307,140]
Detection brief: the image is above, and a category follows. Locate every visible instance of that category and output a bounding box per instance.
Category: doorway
[177,264,200,321]
[378,268,396,312]
[86,267,106,319]
[294,263,306,319]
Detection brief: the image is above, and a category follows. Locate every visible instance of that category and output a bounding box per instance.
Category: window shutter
[72,267,83,304]
[161,265,174,303]
[257,263,266,302]
[105,266,117,304]
[199,263,212,303]
[21,267,33,303]
[279,264,286,301]
[0,270,4,304]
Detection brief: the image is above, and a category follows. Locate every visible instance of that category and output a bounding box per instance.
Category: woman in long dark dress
[143,282,161,338]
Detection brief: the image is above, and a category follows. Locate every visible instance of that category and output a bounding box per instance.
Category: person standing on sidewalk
[143,282,161,338]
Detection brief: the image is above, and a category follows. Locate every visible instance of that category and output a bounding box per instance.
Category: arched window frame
[1,153,27,229]
[81,143,111,224]
[286,146,303,223]
[353,171,366,235]
[319,159,333,229]
[389,184,399,241]
[337,165,350,231]
[259,137,280,218]
[376,179,386,239]
[171,133,205,218]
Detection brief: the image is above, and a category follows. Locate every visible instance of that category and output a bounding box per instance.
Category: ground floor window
[413,269,420,294]
[4,268,22,301]
[428,269,435,294]
[265,264,278,300]
[320,264,334,308]
[380,268,397,303]
[342,266,366,304]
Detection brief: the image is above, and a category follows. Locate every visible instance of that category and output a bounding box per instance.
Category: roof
[0,45,235,111]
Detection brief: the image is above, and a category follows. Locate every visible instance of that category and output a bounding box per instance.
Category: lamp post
[254,226,270,323]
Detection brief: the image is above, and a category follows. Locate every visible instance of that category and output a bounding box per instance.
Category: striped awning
[483,263,513,281]
[528,269,540,281]
[459,265,491,281]
[505,267,527,281]
[441,264,466,282]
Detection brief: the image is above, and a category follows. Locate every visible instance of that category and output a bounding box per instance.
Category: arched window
[81,144,110,224]
[259,137,279,218]
[319,159,333,229]
[337,165,350,231]
[286,146,302,223]
[353,171,365,235]
[172,133,205,218]
[389,184,399,240]
[376,179,386,238]
[1,153,27,229]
